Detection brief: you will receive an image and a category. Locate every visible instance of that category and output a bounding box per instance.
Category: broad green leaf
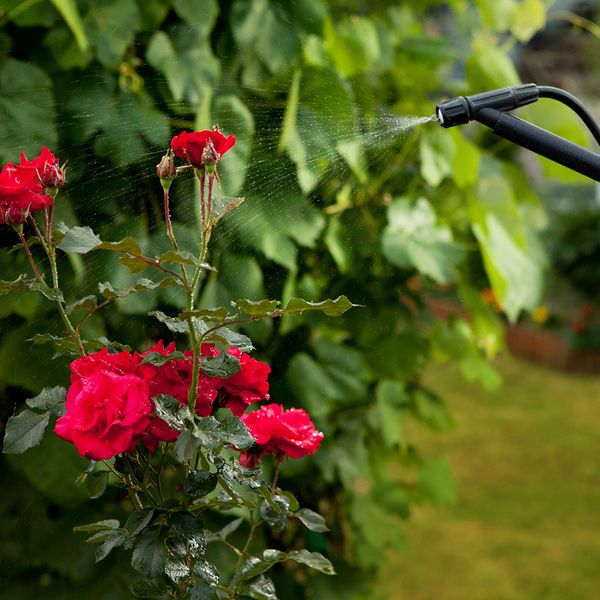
[126,509,155,538]
[85,0,139,67]
[219,413,255,449]
[475,0,515,31]
[0,59,57,163]
[192,559,220,585]
[511,0,545,42]
[165,557,191,584]
[173,0,219,37]
[183,471,218,498]
[238,549,287,581]
[146,26,220,105]
[57,225,102,254]
[231,0,300,74]
[420,127,456,187]
[382,197,464,284]
[131,527,167,578]
[288,549,335,575]
[0,274,30,296]
[66,295,97,315]
[466,44,520,90]
[180,307,230,321]
[28,280,64,303]
[50,0,89,51]
[450,129,481,189]
[130,579,170,599]
[97,236,142,254]
[375,380,406,448]
[25,386,67,413]
[2,409,50,454]
[188,583,218,600]
[174,430,201,463]
[324,15,380,77]
[294,508,329,532]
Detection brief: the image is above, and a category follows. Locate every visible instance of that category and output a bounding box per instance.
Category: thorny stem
[163,188,179,251]
[271,455,282,493]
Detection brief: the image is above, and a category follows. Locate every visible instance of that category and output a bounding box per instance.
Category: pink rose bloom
[55,371,153,460]
[239,404,324,468]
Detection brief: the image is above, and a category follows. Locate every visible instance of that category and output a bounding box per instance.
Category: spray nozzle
[436,84,539,127]
[434,83,600,182]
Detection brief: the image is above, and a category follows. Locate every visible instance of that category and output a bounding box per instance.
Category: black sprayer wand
[436,84,600,182]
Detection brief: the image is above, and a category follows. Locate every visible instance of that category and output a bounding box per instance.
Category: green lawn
[377,354,600,600]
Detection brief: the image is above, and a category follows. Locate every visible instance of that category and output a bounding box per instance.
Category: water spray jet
[435,84,600,182]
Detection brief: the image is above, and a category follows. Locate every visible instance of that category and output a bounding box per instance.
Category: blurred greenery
[0,0,595,597]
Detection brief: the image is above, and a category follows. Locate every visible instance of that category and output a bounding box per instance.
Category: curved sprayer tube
[435,84,600,182]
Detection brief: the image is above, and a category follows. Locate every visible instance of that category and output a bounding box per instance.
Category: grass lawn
[376,353,600,600]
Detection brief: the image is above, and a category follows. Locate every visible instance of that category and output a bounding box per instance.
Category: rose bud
[201,140,220,176]
[40,160,66,189]
[156,149,177,190]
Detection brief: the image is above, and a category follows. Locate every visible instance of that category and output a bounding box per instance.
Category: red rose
[19,146,65,189]
[0,155,54,225]
[219,347,270,416]
[239,404,324,468]
[171,130,236,168]
[55,370,153,460]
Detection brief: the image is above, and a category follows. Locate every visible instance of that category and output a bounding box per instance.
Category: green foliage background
[0,0,583,597]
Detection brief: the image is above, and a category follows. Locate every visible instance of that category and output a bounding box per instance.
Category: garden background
[1,0,599,598]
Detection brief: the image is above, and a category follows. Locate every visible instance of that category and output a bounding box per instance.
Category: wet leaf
[240,575,279,600]
[149,310,189,334]
[201,351,241,378]
[25,386,67,411]
[288,549,335,575]
[95,529,126,562]
[192,559,220,586]
[2,409,50,454]
[233,298,280,316]
[57,225,102,254]
[294,508,329,532]
[183,471,218,498]
[131,527,167,577]
[283,295,355,317]
[141,351,187,366]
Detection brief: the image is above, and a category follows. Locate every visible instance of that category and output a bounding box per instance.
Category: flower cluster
[0,147,64,225]
[55,340,272,460]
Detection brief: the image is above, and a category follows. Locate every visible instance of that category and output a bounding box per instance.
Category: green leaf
[201,351,241,378]
[28,280,65,303]
[174,429,201,463]
[466,45,520,90]
[294,508,329,532]
[149,310,190,334]
[382,197,464,284]
[511,0,546,42]
[146,26,220,105]
[165,556,190,584]
[0,59,57,163]
[450,129,481,189]
[126,509,156,538]
[375,380,406,448]
[192,559,220,586]
[201,325,254,353]
[131,527,167,578]
[233,299,280,316]
[231,0,300,74]
[66,294,97,315]
[238,549,287,581]
[219,413,255,450]
[86,0,140,67]
[183,471,218,498]
[130,579,170,599]
[86,471,109,499]
[419,127,456,187]
[324,15,380,77]
[0,274,30,296]
[288,549,335,575]
[173,0,219,37]
[420,458,456,506]
[188,583,218,600]
[141,351,187,366]
[73,519,121,534]
[97,236,143,254]
[240,575,279,600]
[2,409,50,454]
[50,0,89,51]
[98,277,178,300]
[95,529,127,562]
[283,296,355,317]
[57,225,102,254]
[25,386,67,412]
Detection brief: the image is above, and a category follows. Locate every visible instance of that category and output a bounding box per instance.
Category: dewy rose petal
[171,130,236,168]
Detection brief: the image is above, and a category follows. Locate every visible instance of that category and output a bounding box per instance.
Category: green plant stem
[271,456,282,493]
[17,231,42,280]
[163,187,179,251]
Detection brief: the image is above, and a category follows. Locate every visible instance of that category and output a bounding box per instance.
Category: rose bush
[2,130,346,598]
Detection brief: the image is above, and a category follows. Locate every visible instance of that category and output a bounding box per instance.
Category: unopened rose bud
[40,161,66,189]
[202,140,220,176]
[156,150,177,189]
